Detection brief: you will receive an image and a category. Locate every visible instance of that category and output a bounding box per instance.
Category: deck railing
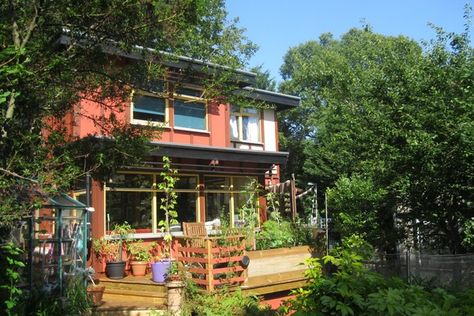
[177,234,246,292]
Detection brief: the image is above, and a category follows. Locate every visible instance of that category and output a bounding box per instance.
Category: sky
[226,0,472,83]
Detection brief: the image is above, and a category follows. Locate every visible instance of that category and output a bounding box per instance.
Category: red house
[66,50,299,265]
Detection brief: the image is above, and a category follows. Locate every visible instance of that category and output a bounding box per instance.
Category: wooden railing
[177,234,246,292]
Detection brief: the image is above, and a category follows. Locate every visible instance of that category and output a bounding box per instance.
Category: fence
[366,251,474,288]
[177,234,246,292]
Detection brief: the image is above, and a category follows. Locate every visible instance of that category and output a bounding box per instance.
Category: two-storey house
[66,48,299,252]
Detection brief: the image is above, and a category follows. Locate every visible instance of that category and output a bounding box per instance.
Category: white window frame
[230,106,261,143]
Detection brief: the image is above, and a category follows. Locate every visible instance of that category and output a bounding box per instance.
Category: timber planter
[246,246,312,278]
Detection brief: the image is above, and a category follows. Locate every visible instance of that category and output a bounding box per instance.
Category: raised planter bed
[246,245,312,278]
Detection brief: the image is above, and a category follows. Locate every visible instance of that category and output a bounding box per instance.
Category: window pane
[156,192,197,230]
[243,107,258,115]
[204,176,230,190]
[205,192,230,223]
[175,176,198,190]
[232,177,256,191]
[230,115,238,139]
[242,116,259,142]
[108,174,152,189]
[174,99,206,130]
[106,192,152,232]
[175,87,203,98]
[133,95,165,122]
[231,105,240,113]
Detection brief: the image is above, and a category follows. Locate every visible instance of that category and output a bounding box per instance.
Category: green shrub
[183,280,275,316]
[0,242,25,316]
[256,212,314,250]
[281,235,474,316]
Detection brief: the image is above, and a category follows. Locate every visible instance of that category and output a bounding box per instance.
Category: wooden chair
[182,222,207,238]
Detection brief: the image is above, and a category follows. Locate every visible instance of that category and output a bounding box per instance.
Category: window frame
[104,171,199,235]
[203,175,260,228]
[130,88,169,127]
[172,85,208,132]
[230,106,261,143]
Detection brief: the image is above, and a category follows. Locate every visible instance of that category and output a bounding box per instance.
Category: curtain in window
[243,116,259,142]
[230,115,238,139]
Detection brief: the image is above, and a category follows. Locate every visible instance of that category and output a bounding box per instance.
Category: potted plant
[93,222,134,279]
[151,156,179,283]
[85,267,105,306]
[165,261,185,315]
[128,240,152,276]
[166,260,182,282]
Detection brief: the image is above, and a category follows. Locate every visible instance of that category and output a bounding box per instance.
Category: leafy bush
[256,212,314,250]
[0,242,25,316]
[281,235,474,316]
[182,281,275,316]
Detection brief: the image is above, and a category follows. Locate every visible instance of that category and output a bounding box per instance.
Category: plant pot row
[104,259,173,282]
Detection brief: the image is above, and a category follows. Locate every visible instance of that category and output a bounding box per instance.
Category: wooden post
[291,174,297,220]
[206,238,214,292]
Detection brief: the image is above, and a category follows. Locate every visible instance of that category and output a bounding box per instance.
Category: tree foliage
[279,10,473,253]
[0,0,255,229]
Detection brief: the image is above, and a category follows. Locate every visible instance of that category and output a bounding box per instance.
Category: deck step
[94,275,168,315]
[100,282,166,294]
[103,288,167,298]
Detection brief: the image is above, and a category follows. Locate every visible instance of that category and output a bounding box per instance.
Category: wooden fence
[177,234,246,292]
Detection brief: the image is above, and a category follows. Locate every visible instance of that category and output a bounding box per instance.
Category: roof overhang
[150,142,289,166]
[234,87,300,110]
[56,34,256,87]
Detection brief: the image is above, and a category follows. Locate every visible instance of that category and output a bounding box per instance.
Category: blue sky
[226,0,472,82]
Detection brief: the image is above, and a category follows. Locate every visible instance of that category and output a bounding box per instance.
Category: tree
[249,65,276,91]
[0,0,256,232]
[279,15,473,253]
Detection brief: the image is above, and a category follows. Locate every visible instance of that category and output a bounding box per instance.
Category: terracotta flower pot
[87,285,105,306]
[130,261,148,276]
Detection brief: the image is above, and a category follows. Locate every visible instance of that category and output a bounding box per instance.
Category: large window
[131,84,207,131]
[105,173,198,234]
[230,106,260,143]
[132,94,166,123]
[204,176,258,227]
[174,87,207,131]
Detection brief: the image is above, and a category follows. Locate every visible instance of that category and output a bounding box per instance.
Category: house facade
[69,56,299,246]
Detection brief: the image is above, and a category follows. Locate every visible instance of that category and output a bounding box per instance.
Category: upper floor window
[230,106,260,142]
[173,87,207,131]
[131,84,207,131]
[132,94,166,123]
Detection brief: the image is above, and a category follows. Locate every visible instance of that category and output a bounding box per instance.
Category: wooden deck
[93,246,312,315]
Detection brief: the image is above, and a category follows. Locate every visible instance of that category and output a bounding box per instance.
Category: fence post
[406,249,410,283]
[206,238,214,292]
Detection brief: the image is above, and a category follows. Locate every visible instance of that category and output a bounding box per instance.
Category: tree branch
[0,167,38,184]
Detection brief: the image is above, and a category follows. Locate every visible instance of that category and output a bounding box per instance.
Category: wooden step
[94,275,168,315]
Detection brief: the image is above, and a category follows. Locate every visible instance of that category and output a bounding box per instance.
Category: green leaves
[279,21,474,253]
[284,236,474,316]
